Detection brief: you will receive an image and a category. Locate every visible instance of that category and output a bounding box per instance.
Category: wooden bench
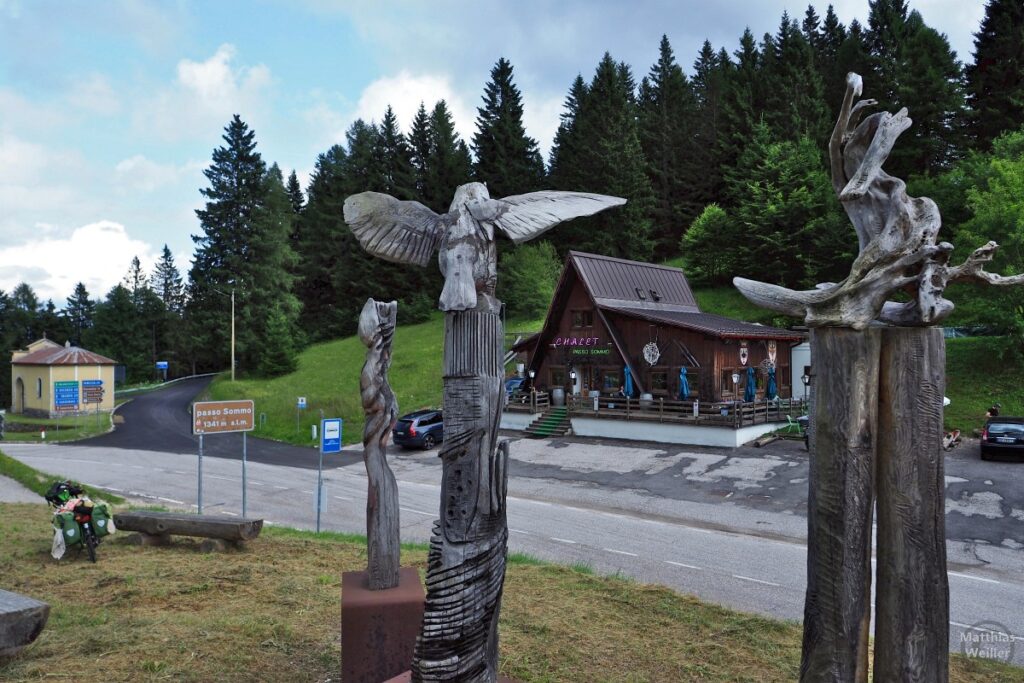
[0,590,50,658]
[112,511,263,553]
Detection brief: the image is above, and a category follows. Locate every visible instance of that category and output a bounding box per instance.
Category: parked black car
[393,409,444,450]
[980,417,1024,460]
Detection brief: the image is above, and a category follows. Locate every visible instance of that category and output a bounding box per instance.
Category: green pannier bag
[91,503,113,538]
[53,511,83,547]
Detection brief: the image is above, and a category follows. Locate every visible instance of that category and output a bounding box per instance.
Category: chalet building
[516,251,805,403]
[10,339,117,417]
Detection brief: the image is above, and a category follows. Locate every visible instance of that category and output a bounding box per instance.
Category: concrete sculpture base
[342,567,424,683]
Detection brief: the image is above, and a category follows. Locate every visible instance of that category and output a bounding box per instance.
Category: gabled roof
[569,251,699,312]
[12,341,117,366]
[602,306,805,341]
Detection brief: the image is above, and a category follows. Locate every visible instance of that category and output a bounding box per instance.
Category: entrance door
[14,377,24,413]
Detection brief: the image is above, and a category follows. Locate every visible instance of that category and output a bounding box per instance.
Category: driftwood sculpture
[358,297,401,590]
[735,73,1024,683]
[345,182,624,682]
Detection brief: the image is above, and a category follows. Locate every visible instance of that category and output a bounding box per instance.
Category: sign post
[296,396,307,435]
[155,361,168,381]
[192,400,255,516]
[82,380,104,430]
[317,418,342,533]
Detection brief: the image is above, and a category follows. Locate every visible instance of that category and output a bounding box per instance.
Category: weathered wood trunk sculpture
[358,297,401,591]
[344,182,624,681]
[734,73,1023,682]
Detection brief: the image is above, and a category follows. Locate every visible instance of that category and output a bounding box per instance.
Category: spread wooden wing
[486,191,626,244]
[343,192,443,267]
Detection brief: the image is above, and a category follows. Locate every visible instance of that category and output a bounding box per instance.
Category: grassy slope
[1,501,1019,682]
[945,337,1024,431]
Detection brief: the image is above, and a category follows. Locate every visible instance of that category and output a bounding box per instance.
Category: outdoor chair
[782,414,803,436]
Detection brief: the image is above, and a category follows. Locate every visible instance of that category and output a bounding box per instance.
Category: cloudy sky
[0,0,985,302]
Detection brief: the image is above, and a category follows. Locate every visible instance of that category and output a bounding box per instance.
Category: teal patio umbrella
[624,366,634,398]
[744,366,756,402]
[766,366,778,401]
[678,368,690,400]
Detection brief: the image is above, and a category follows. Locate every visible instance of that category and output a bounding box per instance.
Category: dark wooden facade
[519,252,805,402]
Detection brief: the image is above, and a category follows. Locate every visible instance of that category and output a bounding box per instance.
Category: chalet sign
[552,336,612,358]
[192,400,255,434]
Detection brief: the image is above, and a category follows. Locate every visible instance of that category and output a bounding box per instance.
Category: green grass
[1,411,112,443]
[206,312,545,446]
[945,336,1024,432]
[692,286,802,328]
[0,449,124,504]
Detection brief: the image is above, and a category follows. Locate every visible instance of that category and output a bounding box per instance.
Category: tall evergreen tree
[966,0,1024,147]
[638,35,701,252]
[376,106,417,200]
[409,102,432,202]
[819,5,851,112]
[123,256,148,304]
[150,245,185,313]
[86,285,154,382]
[690,41,731,210]
[761,12,830,143]
[63,282,95,345]
[286,170,305,214]
[867,0,910,109]
[472,57,546,198]
[548,53,652,260]
[423,100,473,212]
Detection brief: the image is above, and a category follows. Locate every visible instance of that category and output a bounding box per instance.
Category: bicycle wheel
[84,526,97,563]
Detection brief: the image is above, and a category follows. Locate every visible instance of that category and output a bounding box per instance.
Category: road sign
[192,400,255,434]
[82,380,104,404]
[321,418,342,454]
[54,381,79,409]
[297,396,307,409]
[155,361,169,370]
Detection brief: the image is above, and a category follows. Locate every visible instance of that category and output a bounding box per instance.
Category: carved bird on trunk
[343,182,626,313]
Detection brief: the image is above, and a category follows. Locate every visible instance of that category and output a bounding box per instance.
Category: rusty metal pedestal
[342,567,424,683]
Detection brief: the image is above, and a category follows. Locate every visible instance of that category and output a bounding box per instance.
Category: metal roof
[12,342,117,366]
[602,306,805,341]
[569,251,699,312]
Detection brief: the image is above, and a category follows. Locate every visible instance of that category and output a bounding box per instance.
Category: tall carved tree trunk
[875,327,949,681]
[359,299,401,591]
[801,328,879,683]
[412,307,510,683]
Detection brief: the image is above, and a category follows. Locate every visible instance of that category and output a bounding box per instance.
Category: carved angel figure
[344,183,626,312]
[734,72,1023,329]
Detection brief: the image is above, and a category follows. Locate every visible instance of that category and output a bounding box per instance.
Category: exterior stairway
[523,406,570,439]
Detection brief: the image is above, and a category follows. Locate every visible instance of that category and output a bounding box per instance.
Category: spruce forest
[2,1,1022,407]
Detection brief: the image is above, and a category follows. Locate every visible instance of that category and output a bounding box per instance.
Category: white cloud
[138,44,273,141]
[67,73,120,115]
[0,221,159,301]
[114,155,204,193]
[521,92,564,162]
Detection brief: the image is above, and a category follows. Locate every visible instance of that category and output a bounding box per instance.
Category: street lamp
[528,369,536,390]
[569,368,577,394]
[212,287,236,382]
[801,371,811,403]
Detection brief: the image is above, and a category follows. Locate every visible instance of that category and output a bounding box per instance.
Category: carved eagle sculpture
[343,182,626,312]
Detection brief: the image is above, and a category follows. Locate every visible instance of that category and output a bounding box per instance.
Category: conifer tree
[472,57,546,198]
[150,245,185,313]
[690,41,730,210]
[548,53,652,260]
[761,12,829,144]
[966,0,1024,147]
[123,256,148,305]
[409,103,432,202]
[64,282,95,345]
[424,100,473,212]
[376,106,417,200]
[286,170,305,214]
[819,5,850,112]
[638,35,701,252]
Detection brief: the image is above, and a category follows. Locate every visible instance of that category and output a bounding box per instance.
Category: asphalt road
[7,378,1021,667]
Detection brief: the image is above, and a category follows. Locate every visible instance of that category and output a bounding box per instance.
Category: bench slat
[113,511,263,541]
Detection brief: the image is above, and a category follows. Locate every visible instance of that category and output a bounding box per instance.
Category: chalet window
[550,368,566,387]
[635,287,647,300]
[571,309,594,328]
[602,369,621,392]
[649,289,662,302]
[721,369,735,395]
[37,378,42,398]
[650,370,668,392]
[680,369,698,398]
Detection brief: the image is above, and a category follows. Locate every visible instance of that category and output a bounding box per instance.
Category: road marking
[400,507,434,516]
[665,561,702,570]
[551,537,577,544]
[603,548,638,557]
[207,475,235,481]
[688,527,713,534]
[273,485,289,490]
[173,470,189,475]
[250,482,265,486]
[333,495,353,501]
[301,489,314,494]
[130,465,145,470]
[948,571,1001,585]
[531,500,552,507]
[220,510,238,517]
[104,487,124,493]
[733,574,781,587]
[157,497,186,505]
[600,511,625,519]
[509,529,530,535]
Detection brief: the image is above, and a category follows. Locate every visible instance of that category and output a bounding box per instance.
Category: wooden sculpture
[734,73,1023,683]
[358,297,401,590]
[345,183,624,682]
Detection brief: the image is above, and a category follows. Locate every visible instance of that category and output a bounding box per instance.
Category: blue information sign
[320,418,342,454]
[155,361,169,370]
[82,379,102,387]
[54,381,79,408]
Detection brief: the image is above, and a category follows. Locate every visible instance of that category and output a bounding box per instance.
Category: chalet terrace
[504,252,808,447]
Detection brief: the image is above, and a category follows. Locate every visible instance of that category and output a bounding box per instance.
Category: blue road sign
[54,381,79,408]
[155,361,169,370]
[297,396,307,409]
[82,379,102,387]
[320,418,342,454]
